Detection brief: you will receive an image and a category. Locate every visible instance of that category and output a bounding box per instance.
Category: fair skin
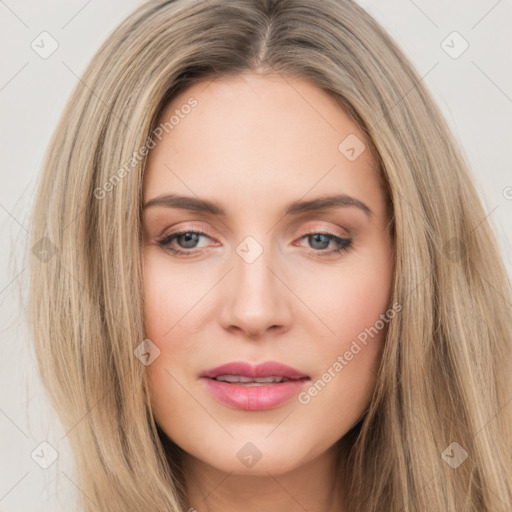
[142,72,394,512]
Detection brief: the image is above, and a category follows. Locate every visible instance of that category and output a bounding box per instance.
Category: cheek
[143,249,207,340]
[300,235,393,350]
[296,241,393,421]
[142,250,215,427]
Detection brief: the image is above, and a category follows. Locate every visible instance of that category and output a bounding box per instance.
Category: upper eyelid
[150,210,356,239]
[155,222,215,240]
[159,226,217,242]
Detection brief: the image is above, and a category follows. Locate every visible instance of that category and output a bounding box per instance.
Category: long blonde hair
[28,0,512,510]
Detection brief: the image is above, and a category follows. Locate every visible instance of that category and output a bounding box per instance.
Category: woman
[28,0,512,510]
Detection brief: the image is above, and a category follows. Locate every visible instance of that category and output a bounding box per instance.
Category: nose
[218,240,293,339]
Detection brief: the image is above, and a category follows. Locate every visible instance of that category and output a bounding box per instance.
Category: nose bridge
[219,233,291,335]
[236,234,274,285]
[233,233,278,303]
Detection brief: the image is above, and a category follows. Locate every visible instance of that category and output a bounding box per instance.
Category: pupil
[179,232,199,248]
[310,234,329,250]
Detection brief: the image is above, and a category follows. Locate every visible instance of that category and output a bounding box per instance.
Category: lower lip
[201,377,310,411]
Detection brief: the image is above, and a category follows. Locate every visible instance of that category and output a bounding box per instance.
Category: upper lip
[200,361,309,380]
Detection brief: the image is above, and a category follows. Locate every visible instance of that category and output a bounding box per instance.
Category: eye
[295,228,353,256]
[156,229,213,256]
[156,227,353,257]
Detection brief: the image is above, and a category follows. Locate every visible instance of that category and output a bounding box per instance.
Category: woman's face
[142,72,394,476]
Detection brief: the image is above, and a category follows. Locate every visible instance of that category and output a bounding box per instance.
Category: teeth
[214,375,290,384]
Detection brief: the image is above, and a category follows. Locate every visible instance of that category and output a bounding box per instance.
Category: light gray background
[1,1,511,510]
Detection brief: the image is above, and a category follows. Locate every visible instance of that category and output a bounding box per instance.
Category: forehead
[143,72,385,219]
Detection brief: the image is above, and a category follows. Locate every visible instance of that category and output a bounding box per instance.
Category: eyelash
[156,227,353,258]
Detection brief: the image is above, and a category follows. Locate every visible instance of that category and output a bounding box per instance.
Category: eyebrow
[143,193,373,219]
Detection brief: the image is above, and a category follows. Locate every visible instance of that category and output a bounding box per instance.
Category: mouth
[200,361,310,410]
[209,375,305,386]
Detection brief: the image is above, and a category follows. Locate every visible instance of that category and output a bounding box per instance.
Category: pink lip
[200,361,310,411]
[200,361,309,380]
